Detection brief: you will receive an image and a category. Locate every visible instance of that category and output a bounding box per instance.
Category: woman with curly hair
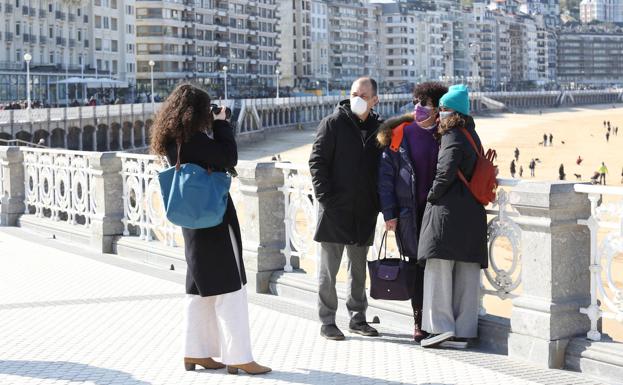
[376,81,447,343]
[150,83,270,375]
[417,84,488,348]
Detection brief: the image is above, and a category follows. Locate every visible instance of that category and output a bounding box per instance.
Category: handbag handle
[175,142,182,171]
[376,230,406,261]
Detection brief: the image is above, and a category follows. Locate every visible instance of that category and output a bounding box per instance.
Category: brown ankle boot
[184,357,225,371]
[413,309,429,344]
[227,361,272,375]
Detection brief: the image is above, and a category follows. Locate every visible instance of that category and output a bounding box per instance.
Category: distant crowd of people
[0,100,49,110]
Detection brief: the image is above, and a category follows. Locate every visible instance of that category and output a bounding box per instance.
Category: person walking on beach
[608,126,612,134]
[309,77,382,341]
[417,84,488,349]
[519,165,524,178]
[529,159,536,177]
[604,120,607,128]
[150,84,271,375]
[599,162,608,185]
[549,133,554,146]
[576,155,583,166]
[376,81,448,343]
[543,133,548,146]
[606,132,610,142]
[559,164,566,180]
[510,160,516,178]
[514,147,520,162]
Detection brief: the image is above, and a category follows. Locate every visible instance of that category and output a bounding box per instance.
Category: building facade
[0,0,132,104]
[580,0,623,24]
[557,24,623,87]
[134,0,280,98]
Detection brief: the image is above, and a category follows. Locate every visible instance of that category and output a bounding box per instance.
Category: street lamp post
[222,65,228,101]
[148,60,155,109]
[24,53,32,110]
[275,69,280,99]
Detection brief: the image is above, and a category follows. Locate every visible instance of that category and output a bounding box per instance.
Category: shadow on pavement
[265,369,450,385]
[0,361,151,385]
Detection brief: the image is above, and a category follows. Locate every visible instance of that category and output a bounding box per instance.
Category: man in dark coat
[309,77,382,340]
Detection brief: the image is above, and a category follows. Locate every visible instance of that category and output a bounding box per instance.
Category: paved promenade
[0,227,604,385]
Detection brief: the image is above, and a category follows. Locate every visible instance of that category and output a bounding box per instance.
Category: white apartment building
[580,0,623,24]
[135,0,280,98]
[310,0,329,91]
[278,0,311,89]
[0,0,130,104]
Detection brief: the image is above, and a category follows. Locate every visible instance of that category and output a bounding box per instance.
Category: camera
[211,104,232,120]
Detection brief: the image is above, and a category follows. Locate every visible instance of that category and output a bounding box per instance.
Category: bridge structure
[1,90,622,151]
[1,144,623,383]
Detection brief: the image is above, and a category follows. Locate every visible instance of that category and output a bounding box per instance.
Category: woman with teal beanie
[416,84,488,348]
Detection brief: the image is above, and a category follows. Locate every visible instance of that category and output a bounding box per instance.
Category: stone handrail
[574,183,623,341]
[0,147,611,369]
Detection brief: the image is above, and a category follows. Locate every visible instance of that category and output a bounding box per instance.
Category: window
[95,38,102,51]
[103,17,109,29]
[15,22,20,36]
[95,16,101,28]
[111,40,118,52]
[111,17,117,31]
[126,24,133,34]
[126,5,133,15]
[50,52,54,63]
[77,30,81,41]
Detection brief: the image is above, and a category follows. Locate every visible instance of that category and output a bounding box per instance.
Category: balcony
[56,37,67,46]
[55,11,65,21]
[39,9,46,17]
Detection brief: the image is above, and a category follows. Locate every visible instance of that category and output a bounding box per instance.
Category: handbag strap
[376,230,406,261]
[175,141,181,171]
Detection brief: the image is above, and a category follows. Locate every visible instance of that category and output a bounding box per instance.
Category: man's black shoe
[348,321,379,337]
[320,324,345,340]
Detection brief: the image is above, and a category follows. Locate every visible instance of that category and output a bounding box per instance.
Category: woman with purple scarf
[376,82,447,343]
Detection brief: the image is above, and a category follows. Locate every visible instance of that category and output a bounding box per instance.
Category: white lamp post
[148,60,155,109]
[275,68,280,99]
[222,65,228,101]
[24,53,32,110]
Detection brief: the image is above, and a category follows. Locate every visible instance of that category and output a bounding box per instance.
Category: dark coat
[377,114,421,257]
[416,116,488,268]
[309,100,382,246]
[165,120,246,297]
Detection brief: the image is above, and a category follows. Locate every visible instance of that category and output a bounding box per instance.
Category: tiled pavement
[0,228,604,385]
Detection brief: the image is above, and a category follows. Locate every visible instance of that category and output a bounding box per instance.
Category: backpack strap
[457,127,482,185]
[459,127,483,156]
[389,122,408,152]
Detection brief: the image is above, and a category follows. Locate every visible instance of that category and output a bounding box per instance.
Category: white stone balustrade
[574,184,623,342]
[0,146,616,371]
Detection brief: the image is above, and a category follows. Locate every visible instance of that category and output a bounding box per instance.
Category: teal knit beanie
[439,84,470,116]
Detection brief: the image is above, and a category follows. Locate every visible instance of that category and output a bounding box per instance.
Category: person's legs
[183,294,220,359]
[318,242,345,325]
[213,287,254,365]
[422,258,455,334]
[345,244,369,324]
[452,262,481,338]
[410,263,425,311]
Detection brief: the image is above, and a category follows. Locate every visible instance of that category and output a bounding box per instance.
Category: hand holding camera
[211,104,231,121]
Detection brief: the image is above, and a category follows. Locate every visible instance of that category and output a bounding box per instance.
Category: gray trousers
[318,242,368,325]
[422,258,480,338]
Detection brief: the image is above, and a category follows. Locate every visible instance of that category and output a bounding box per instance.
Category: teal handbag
[158,143,231,229]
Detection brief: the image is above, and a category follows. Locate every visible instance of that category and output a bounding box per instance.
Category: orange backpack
[457,127,498,205]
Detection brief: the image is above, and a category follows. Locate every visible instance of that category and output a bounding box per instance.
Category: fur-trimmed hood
[376,113,415,147]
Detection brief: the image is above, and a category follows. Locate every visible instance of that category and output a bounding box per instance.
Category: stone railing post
[508,181,591,368]
[89,152,124,253]
[236,162,286,293]
[0,147,25,226]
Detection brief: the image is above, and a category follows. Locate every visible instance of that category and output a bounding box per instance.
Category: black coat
[165,120,246,296]
[309,100,382,246]
[416,117,488,268]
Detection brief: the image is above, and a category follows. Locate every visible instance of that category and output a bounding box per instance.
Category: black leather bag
[367,231,416,301]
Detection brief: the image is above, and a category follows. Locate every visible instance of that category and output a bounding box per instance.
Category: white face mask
[350,96,369,117]
[439,111,455,120]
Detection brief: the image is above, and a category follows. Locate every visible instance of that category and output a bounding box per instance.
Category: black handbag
[367,231,416,301]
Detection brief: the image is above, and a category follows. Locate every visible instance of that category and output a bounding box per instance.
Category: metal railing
[575,183,623,341]
[22,147,97,226]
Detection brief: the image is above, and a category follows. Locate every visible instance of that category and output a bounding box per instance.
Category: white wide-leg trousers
[183,226,253,365]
